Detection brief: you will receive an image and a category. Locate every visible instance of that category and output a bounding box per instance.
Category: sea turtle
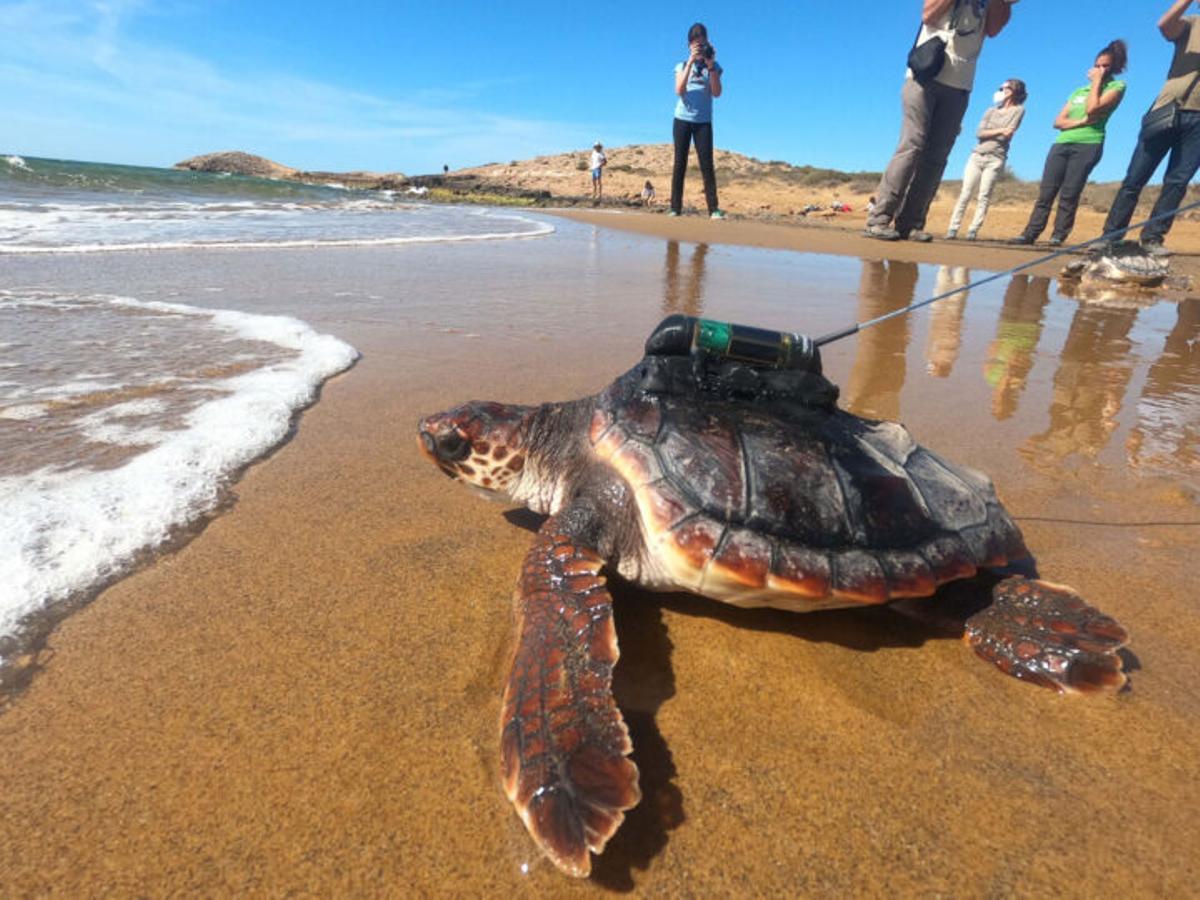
[417,315,1130,878]
[1061,240,1170,290]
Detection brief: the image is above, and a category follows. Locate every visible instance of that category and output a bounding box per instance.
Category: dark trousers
[1103,109,1200,244]
[1021,142,1103,242]
[671,118,718,213]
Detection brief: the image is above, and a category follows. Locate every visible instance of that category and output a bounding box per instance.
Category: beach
[2,205,1199,895]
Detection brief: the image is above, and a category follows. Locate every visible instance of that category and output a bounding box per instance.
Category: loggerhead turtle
[417,315,1129,878]
[1061,240,1170,290]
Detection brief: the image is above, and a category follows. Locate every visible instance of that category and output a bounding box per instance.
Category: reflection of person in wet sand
[662,240,709,318]
[844,259,919,422]
[1023,299,1140,465]
[983,275,1052,419]
[1126,297,1200,477]
[925,265,970,377]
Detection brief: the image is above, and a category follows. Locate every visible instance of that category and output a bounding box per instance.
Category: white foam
[3,155,28,170]
[0,219,555,255]
[0,295,359,648]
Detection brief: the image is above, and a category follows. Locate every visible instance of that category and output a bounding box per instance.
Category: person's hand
[688,41,704,63]
[1001,127,1015,138]
[1088,64,1108,84]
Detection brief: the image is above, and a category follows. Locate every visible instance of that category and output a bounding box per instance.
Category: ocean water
[0,155,551,252]
[0,155,552,658]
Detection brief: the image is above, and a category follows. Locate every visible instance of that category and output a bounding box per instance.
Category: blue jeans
[1103,109,1200,244]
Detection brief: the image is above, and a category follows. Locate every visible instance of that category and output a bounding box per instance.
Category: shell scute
[768,542,832,598]
[707,528,772,590]
[920,534,978,583]
[878,550,937,598]
[905,449,990,531]
[831,549,889,604]
[667,516,724,588]
[610,439,663,488]
[830,436,936,546]
[659,420,745,519]
[636,481,692,534]
[741,427,850,545]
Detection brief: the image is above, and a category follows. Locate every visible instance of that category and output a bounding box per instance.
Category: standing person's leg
[1103,131,1173,237]
[1140,110,1200,246]
[947,153,984,237]
[968,154,1004,238]
[670,119,693,214]
[895,82,970,237]
[1050,143,1103,242]
[693,121,719,213]
[867,79,933,230]
[1019,145,1070,241]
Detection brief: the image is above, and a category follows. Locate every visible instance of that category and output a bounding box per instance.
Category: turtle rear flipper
[965,577,1129,693]
[501,517,640,877]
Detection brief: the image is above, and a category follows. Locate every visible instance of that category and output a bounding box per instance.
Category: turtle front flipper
[965,577,1129,693]
[501,516,640,877]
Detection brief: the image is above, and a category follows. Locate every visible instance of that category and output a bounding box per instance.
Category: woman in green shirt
[1010,40,1128,246]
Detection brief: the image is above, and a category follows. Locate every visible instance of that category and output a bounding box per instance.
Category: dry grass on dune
[457,143,1200,252]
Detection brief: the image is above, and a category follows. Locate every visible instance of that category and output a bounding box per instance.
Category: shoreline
[546,206,1200,282]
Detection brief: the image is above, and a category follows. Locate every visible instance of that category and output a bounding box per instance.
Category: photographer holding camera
[670,22,725,219]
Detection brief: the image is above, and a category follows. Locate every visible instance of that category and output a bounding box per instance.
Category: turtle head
[417,401,533,496]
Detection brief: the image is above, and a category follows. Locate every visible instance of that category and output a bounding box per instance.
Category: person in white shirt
[591,143,607,203]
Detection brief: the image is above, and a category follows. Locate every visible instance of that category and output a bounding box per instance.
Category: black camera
[702,43,715,60]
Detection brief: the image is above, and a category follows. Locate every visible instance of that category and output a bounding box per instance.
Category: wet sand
[2,219,1198,895]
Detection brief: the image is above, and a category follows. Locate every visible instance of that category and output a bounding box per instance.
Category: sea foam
[0,294,359,651]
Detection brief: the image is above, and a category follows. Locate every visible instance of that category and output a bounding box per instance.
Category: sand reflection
[844,259,918,421]
[1126,297,1200,484]
[1022,297,1140,466]
[983,275,1051,420]
[662,241,709,318]
[925,265,970,378]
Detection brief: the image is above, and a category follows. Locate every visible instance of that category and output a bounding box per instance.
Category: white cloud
[0,0,595,171]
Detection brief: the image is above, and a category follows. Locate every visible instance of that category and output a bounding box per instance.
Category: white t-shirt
[591,150,606,170]
[909,0,988,92]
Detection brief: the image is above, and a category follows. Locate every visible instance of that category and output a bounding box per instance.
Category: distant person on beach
[591,142,607,203]
[642,180,656,206]
[443,164,449,175]
[946,77,1026,240]
[1009,40,1127,246]
[1100,0,1200,257]
[670,22,725,219]
[865,0,1017,243]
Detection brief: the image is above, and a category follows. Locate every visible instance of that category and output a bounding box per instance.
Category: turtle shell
[589,366,1028,610]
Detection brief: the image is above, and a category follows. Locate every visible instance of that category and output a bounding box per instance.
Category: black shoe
[1048,236,1064,247]
[907,230,933,243]
[1141,240,1171,258]
[1007,235,1032,245]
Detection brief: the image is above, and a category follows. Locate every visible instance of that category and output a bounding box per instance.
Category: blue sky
[0,1,1190,183]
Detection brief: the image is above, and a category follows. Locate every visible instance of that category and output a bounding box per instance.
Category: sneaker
[965,231,978,241]
[710,209,726,220]
[1007,235,1032,245]
[907,230,933,243]
[864,224,901,241]
[945,230,958,241]
[667,209,680,217]
[1048,236,1064,247]
[1141,240,1171,258]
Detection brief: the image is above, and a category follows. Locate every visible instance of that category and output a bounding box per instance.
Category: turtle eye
[435,431,470,461]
